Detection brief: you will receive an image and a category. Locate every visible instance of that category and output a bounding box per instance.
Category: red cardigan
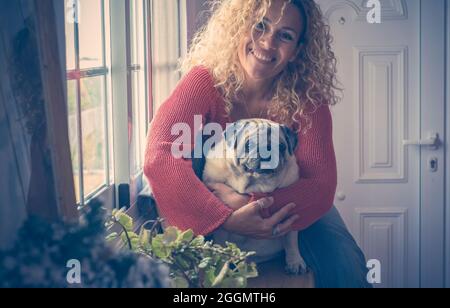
[144,66,337,236]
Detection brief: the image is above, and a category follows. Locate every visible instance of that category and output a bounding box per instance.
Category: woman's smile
[249,47,276,64]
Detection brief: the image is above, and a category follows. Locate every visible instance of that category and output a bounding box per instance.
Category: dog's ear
[281,125,299,155]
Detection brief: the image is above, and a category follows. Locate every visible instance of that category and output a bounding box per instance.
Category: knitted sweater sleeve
[143,67,233,236]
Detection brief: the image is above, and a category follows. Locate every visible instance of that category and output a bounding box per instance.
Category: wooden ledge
[247,257,315,288]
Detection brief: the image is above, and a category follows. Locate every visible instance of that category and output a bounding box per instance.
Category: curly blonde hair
[181,0,341,133]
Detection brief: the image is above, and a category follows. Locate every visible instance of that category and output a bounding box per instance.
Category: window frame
[128,0,153,208]
[65,0,114,208]
[63,0,189,214]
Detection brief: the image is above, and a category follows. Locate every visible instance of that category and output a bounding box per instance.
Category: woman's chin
[246,69,275,82]
[244,63,283,83]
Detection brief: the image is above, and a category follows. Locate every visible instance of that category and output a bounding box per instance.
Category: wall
[185,0,208,48]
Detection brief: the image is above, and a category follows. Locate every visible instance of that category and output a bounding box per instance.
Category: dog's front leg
[283,231,308,275]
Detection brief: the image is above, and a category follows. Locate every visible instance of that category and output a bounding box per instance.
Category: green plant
[106,209,258,288]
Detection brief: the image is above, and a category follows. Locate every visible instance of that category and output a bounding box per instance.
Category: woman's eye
[279,32,294,42]
[254,21,265,31]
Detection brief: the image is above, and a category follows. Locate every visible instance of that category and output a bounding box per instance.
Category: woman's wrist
[222,211,238,232]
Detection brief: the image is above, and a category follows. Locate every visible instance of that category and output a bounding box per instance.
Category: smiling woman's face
[238,0,304,85]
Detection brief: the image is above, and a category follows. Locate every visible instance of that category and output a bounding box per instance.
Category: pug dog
[196,119,307,275]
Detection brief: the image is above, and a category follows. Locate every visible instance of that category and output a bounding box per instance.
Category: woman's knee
[299,207,372,288]
[301,238,371,288]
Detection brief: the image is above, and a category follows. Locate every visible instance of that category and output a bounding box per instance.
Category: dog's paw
[285,257,308,275]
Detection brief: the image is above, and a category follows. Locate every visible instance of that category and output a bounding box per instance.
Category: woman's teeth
[251,49,274,63]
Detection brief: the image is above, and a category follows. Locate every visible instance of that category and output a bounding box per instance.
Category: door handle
[403,133,440,150]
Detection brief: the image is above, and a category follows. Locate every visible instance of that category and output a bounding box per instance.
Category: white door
[316,0,446,288]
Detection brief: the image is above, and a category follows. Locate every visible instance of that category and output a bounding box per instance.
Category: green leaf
[198,257,212,269]
[121,231,140,250]
[139,228,152,251]
[191,235,205,246]
[236,261,258,279]
[246,262,259,278]
[212,261,230,288]
[203,268,217,288]
[151,236,172,259]
[105,232,118,242]
[226,242,238,250]
[179,230,194,243]
[162,227,179,245]
[174,255,191,269]
[116,212,133,232]
[104,220,114,230]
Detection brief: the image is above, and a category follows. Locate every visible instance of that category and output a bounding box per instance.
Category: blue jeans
[299,206,373,288]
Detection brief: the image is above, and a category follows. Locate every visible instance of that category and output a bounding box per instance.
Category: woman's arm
[256,104,338,231]
[144,67,233,235]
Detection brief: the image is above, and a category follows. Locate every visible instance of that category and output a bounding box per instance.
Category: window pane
[67,80,81,204]
[130,0,145,65]
[80,76,106,196]
[78,0,104,69]
[151,0,182,112]
[130,0,148,174]
[130,70,147,174]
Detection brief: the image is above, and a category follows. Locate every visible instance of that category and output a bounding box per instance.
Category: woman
[144,0,371,288]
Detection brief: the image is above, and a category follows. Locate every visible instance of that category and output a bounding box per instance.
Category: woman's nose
[259,32,277,50]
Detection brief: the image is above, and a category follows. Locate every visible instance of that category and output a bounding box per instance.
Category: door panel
[317,0,421,288]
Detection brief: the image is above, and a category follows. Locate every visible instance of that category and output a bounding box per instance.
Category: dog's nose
[244,157,277,174]
[244,159,260,172]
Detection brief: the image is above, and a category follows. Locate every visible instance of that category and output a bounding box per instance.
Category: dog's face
[228,119,297,173]
[219,119,299,192]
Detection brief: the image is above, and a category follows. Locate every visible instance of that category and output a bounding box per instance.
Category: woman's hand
[222,197,299,240]
[208,183,251,211]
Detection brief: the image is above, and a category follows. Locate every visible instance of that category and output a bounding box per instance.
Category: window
[64,0,185,209]
[127,0,152,205]
[129,0,150,177]
[150,0,185,112]
[65,0,113,205]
